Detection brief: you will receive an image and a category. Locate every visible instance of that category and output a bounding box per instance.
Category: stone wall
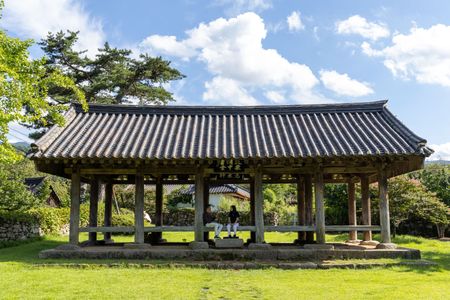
[0,221,70,242]
[0,221,43,242]
[162,210,286,226]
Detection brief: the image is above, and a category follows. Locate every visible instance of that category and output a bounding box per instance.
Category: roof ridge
[72,100,389,115]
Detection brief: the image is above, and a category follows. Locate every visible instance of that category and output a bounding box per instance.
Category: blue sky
[2,0,450,159]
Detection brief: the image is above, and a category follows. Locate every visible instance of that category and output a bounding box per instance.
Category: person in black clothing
[226,205,240,238]
[203,205,223,239]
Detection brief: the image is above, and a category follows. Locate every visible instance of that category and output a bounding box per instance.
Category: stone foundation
[39,243,421,261]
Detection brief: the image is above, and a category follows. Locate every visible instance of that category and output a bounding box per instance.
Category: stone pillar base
[376,243,397,249]
[104,239,115,245]
[189,241,209,249]
[303,244,334,250]
[360,240,380,246]
[346,239,362,244]
[123,243,152,249]
[293,239,306,245]
[248,243,272,250]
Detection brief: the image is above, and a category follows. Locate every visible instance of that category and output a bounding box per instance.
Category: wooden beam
[347,182,357,241]
[249,179,256,243]
[254,165,265,243]
[378,167,392,243]
[203,177,210,241]
[360,174,372,241]
[153,177,163,242]
[194,166,205,242]
[297,177,306,241]
[103,182,113,241]
[314,168,326,244]
[79,225,380,233]
[88,177,100,243]
[80,226,134,233]
[134,168,145,244]
[304,174,314,243]
[69,166,81,245]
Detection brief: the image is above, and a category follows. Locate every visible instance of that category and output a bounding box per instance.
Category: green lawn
[0,233,448,299]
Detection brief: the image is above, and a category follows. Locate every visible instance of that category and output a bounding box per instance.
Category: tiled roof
[30,100,433,160]
[179,184,250,198]
[24,177,46,193]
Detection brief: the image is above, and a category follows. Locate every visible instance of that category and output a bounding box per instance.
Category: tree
[28,31,185,135]
[415,165,450,206]
[386,176,417,237]
[371,175,449,238]
[0,3,86,163]
[324,184,349,225]
[0,161,39,211]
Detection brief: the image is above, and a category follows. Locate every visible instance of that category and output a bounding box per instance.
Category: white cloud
[287,11,305,32]
[362,24,450,87]
[2,0,105,56]
[140,35,197,60]
[428,142,450,161]
[213,0,272,16]
[140,12,325,105]
[264,90,285,103]
[336,15,390,41]
[203,77,258,105]
[319,70,374,97]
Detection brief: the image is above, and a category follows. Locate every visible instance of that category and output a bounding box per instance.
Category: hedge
[0,203,135,235]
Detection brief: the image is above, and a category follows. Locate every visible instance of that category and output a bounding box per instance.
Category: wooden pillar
[360,174,372,241]
[69,166,81,245]
[304,174,314,243]
[249,180,256,243]
[347,182,357,241]
[194,166,205,242]
[314,169,326,244]
[153,177,163,242]
[134,168,145,244]
[297,177,306,241]
[103,181,113,242]
[88,177,100,244]
[254,166,265,243]
[203,177,210,241]
[378,168,392,244]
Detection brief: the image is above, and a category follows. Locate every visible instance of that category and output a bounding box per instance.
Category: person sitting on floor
[203,205,223,239]
[227,205,240,238]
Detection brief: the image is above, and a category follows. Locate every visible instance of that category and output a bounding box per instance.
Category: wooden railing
[79,225,381,233]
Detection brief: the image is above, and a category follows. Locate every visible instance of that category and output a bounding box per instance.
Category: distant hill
[12,142,31,154]
[425,160,450,165]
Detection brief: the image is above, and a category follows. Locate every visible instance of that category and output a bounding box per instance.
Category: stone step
[214,238,244,248]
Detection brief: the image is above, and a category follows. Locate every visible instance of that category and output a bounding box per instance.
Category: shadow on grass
[0,238,65,263]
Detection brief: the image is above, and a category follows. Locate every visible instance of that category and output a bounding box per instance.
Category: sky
[2,0,450,160]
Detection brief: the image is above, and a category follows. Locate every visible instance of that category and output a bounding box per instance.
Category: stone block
[248,243,272,250]
[304,244,334,250]
[214,238,244,249]
[123,243,152,249]
[376,243,397,249]
[55,244,81,251]
[189,241,209,250]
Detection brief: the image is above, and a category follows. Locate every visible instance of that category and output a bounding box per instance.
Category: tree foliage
[0,162,39,211]
[0,3,86,162]
[414,164,450,206]
[36,30,184,108]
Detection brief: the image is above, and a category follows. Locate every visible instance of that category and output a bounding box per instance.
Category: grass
[0,233,448,299]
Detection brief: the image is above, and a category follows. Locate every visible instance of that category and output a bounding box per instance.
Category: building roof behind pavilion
[30,100,433,161]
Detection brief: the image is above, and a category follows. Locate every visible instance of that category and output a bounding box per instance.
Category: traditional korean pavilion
[30,100,433,250]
